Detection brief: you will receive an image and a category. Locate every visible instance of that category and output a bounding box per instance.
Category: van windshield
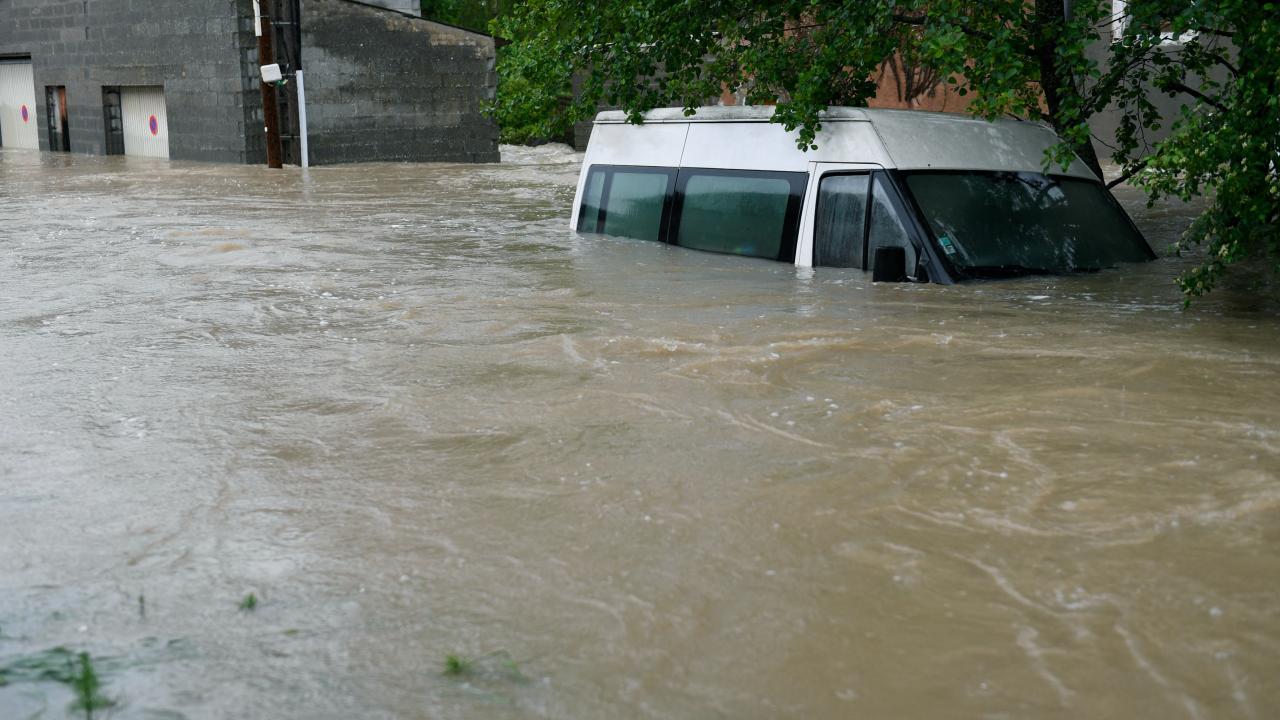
[902,172,1152,278]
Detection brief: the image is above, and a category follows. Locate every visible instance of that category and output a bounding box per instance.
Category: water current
[1,145,1278,719]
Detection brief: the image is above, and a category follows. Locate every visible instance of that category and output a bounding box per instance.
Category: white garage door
[121,86,169,159]
[0,60,39,150]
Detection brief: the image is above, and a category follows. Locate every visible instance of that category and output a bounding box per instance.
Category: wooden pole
[256,1,284,168]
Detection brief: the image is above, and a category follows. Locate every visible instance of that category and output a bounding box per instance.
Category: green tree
[494,0,1279,300]
[1104,1,1278,298]
[421,0,511,32]
[419,1,551,142]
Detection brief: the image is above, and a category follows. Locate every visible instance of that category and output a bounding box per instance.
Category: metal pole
[255,0,284,169]
[293,0,307,168]
[297,69,309,168]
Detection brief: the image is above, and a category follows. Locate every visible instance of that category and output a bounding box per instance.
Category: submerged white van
[570,106,1154,283]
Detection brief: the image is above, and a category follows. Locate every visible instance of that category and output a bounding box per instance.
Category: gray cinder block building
[0,0,499,164]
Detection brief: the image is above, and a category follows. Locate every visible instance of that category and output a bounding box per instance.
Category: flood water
[1,145,1278,719]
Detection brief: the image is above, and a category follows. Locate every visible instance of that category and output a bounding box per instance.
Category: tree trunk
[1069,125,1105,182]
[1033,0,1106,181]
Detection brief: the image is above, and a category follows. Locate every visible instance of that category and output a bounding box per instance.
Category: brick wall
[0,0,259,162]
[300,0,498,164]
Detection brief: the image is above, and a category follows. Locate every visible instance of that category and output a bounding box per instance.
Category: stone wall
[0,0,259,162]
[300,0,498,164]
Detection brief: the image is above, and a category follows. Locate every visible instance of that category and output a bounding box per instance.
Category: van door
[795,163,883,268]
[799,162,939,282]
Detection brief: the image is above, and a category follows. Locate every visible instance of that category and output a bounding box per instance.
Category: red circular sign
[20,104,29,123]
[148,115,159,136]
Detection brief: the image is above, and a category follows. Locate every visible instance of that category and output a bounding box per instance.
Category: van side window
[673,169,807,261]
[576,166,676,242]
[577,170,606,233]
[603,171,671,241]
[868,178,917,273]
[814,174,870,268]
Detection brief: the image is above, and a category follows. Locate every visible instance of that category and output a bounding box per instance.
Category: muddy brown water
[1,146,1277,719]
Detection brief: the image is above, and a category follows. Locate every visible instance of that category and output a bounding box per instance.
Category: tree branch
[1106,156,1150,189]
[890,13,1034,58]
[1166,81,1228,112]
[1081,48,1159,116]
[1205,50,1240,77]
[891,12,988,41]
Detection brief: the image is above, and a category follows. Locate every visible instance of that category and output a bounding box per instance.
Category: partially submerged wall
[0,0,258,162]
[301,0,499,164]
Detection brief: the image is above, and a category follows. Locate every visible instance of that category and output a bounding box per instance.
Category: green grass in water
[239,593,258,612]
[0,647,80,685]
[0,648,115,718]
[443,654,472,677]
[70,652,114,719]
[442,650,529,683]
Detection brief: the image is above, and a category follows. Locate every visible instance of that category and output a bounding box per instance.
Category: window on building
[1110,0,1198,44]
[101,87,124,156]
[45,86,69,152]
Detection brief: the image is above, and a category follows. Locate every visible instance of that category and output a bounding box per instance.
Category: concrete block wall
[300,0,499,164]
[0,0,258,162]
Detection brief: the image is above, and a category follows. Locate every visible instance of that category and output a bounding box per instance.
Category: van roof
[594,106,870,123]
[593,106,1097,180]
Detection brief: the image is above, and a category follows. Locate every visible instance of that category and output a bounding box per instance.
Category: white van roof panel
[680,121,891,171]
[864,109,1096,178]
[594,107,867,123]
[593,106,1097,180]
[583,121,689,167]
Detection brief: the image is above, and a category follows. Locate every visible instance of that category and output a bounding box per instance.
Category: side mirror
[872,246,908,283]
